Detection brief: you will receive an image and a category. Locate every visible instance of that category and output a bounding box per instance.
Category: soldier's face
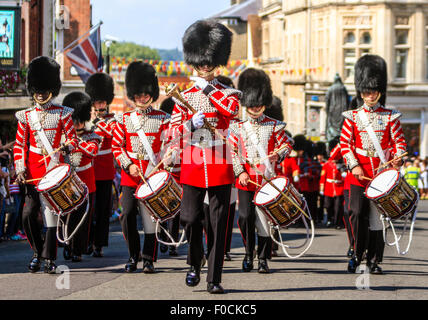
[247,106,265,119]
[34,92,52,105]
[196,65,216,80]
[134,93,152,110]
[74,121,85,135]
[94,101,108,117]
[361,90,381,107]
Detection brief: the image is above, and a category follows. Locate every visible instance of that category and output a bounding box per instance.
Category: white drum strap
[357,110,387,164]
[130,112,158,168]
[243,121,274,178]
[30,109,59,168]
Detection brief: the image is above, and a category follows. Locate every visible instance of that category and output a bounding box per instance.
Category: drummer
[61,91,101,262]
[228,68,293,274]
[340,54,407,274]
[111,61,170,273]
[13,56,79,274]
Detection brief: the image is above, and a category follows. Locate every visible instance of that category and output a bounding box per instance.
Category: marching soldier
[340,54,407,274]
[169,19,241,294]
[112,61,170,273]
[13,56,79,273]
[85,73,116,257]
[228,68,294,273]
[61,92,101,262]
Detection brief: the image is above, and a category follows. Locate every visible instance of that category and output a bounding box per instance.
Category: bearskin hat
[264,96,283,121]
[62,91,92,123]
[293,134,307,151]
[26,56,61,97]
[216,75,235,88]
[125,61,159,102]
[85,73,115,105]
[182,19,232,68]
[328,136,340,152]
[238,68,273,108]
[159,97,175,115]
[354,54,387,107]
[314,141,327,157]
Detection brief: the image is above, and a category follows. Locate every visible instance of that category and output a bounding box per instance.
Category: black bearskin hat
[26,56,61,97]
[354,54,387,107]
[62,91,92,123]
[238,68,273,108]
[293,134,307,151]
[125,61,159,102]
[264,96,283,121]
[314,141,327,157]
[85,73,115,105]
[182,19,232,68]
[328,136,340,152]
[159,97,175,115]
[216,75,235,88]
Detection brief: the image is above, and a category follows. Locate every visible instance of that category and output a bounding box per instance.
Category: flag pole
[56,20,103,55]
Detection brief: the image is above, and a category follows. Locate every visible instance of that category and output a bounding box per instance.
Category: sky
[90,0,231,50]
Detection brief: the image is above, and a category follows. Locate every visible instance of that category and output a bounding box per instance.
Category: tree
[102,41,161,60]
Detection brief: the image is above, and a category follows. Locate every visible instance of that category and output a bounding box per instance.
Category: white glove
[190,76,209,90]
[320,191,324,196]
[342,172,347,178]
[192,111,205,129]
[293,175,300,183]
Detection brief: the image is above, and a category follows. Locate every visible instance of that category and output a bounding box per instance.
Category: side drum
[253,176,305,227]
[365,168,418,220]
[135,170,182,223]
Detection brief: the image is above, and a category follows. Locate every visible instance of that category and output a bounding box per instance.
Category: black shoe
[185,266,201,287]
[72,255,82,262]
[86,244,94,255]
[138,252,143,262]
[28,255,41,273]
[347,257,359,273]
[92,247,103,258]
[207,282,224,294]
[143,260,155,274]
[347,247,354,258]
[160,244,168,253]
[242,255,254,272]
[124,257,138,273]
[224,252,232,261]
[63,246,71,260]
[169,247,178,256]
[368,263,383,275]
[44,260,57,274]
[258,259,270,274]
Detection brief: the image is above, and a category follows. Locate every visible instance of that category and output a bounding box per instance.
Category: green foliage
[102,41,161,60]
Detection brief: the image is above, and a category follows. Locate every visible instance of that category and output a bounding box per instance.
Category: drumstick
[254,144,289,166]
[361,176,373,181]
[13,177,43,185]
[146,148,178,178]
[248,180,263,188]
[38,140,72,163]
[376,152,408,171]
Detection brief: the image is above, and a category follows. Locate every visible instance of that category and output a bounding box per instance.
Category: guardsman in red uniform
[313,141,326,224]
[112,61,170,273]
[85,73,116,257]
[169,20,241,294]
[229,68,293,274]
[340,55,407,274]
[13,56,79,274]
[61,92,101,262]
[320,139,345,229]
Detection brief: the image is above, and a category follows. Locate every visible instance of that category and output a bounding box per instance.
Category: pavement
[0,201,427,302]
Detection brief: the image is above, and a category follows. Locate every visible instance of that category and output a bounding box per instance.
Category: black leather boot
[124,257,138,273]
[28,255,41,273]
[242,255,254,272]
[185,265,201,287]
[258,259,270,274]
[44,260,57,274]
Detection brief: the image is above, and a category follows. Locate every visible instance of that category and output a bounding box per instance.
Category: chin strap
[33,93,53,105]
[246,106,266,117]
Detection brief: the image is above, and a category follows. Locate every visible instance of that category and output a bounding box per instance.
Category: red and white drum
[365,168,418,220]
[135,170,182,223]
[37,164,88,216]
[253,176,305,227]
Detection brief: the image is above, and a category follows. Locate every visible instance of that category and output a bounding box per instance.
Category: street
[1,201,427,301]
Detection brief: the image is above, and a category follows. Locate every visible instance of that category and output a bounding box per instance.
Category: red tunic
[340,104,407,187]
[93,114,116,181]
[13,103,78,184]
[169,79,241,188]
[295,156,313,192]
[319,160,344,197]
[112,107,170,188]
[281,156,300,187]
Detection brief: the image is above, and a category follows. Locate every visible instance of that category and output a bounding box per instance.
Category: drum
[135,170,182,223]
[365,168,418,220]
[37,163,88,216]
[254,176,305,227]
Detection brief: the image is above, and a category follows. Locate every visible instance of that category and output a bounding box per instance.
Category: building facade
[259,0,428,158]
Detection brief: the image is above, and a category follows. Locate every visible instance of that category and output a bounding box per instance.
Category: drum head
[254,177,288,206]
[37,164,71,191]
[366,169,399,199]
[136,171,169,199]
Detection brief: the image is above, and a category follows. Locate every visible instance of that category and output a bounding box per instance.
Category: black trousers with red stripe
[180,184,231,284]
[324,195,344,227]
[91,180,113,248]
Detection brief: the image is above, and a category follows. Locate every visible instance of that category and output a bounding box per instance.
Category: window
[344,32,355,44]
[394,15,410,80]
[360,32,372,45]
[395,49,408,79]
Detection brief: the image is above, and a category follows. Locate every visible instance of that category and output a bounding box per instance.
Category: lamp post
[105,40,112,74]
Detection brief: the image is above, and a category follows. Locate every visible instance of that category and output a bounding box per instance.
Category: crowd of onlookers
[402,156,428,200]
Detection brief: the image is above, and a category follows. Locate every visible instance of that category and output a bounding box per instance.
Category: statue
[325,73,350,143]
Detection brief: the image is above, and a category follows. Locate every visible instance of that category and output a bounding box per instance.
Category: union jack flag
[65,24,103,83]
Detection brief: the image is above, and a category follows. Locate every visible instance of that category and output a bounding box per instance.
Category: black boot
[347,256,360,273]
[28,255,41,273]
[44,260,57,274]
[185,265,201,287]
[207,282,224,294]
[63,245,72,260]
[242,255,254,272]
[142,260,155,273]
[92,246,103,258]
[347,246,354,258]
[124,257,138,273]
[258,259,270,274]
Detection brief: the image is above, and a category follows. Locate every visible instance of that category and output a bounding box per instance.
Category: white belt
[327,178,343,184]
[29,146,48,155]
[190,139,224,149]
[98,149,112,156]
[127,152,148,161]
[355,148,379,158]
[75,163,92,172]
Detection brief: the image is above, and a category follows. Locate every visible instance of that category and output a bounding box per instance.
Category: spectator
[403,159,421,192]
[419,158,427,200]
